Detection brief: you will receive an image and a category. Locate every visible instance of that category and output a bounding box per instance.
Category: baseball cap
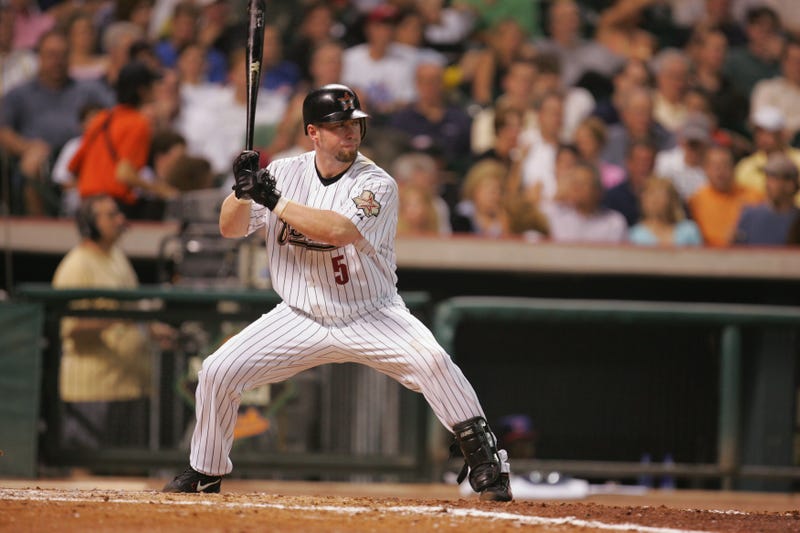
[366,4,401,24]
[495,414,536,444]
[680,113,711,143]
[751,106,785,132]
[762,152,799,180]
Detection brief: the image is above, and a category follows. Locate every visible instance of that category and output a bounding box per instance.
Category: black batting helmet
[303,84,369,137]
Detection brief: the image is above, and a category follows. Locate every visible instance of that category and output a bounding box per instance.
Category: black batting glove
[232,150,261,200]
[249,168,282,211]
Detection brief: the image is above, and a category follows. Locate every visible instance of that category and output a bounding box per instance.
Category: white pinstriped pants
[190,302,486,475]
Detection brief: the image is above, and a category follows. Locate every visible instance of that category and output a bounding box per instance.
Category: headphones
[76,196,104,241]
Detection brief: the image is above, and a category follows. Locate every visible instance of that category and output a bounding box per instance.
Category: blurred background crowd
[2,0,800,248]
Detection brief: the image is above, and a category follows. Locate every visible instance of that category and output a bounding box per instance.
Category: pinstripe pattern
[190,151,489,477]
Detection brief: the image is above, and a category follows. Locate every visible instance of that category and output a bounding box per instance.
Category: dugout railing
[431,296,800,491]
[11,284,434,482]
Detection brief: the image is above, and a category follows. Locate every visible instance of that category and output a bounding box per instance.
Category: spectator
[393,7,447,67]
[393,150,451,235]
[654,113,711,201]
[751,38,800,142]
[196,0,247,62]
[519,90,564,204]
[467,18,535,107]
[9,0,54,51]
[593,57,653,126]
[265,39,344,161]
[50,103,104,217]
[722,5,782,103]
[154,1,227,84]
[734,152,800,245]
[175,47,287,176]
[470,58,537,155]
[260,23,301,98]
[451,159,510,236]
[601,86,675,167]
[69,61,177,219]
[689,144,763,247]
[65,9,107,81]
[397,183,445,236]
[629,177,702,246]
[0,29,113,215]
[534,0,623,88]
[284,2,340,84]
[595,0,658,62]
[165,154,215,193]
[602,140,657,226]
[735,106,800,206]
[0,6,37,96]
[101,21,145,90]
[542,161,628,243]
[388,61,472,174]
[573,116,625,190]
[111,0,154,36]
[415,0,475,62]
[687,27,747,135]
[52,194,154,450]
[341,4,418,119]
[671,0,746,47]
[137,128,188,219]
[651,48,690,134]
[473,104,524,169]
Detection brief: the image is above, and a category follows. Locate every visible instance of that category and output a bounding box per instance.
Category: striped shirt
[246,151,402,319]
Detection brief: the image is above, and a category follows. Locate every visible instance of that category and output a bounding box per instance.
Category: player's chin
[335,148,358,163]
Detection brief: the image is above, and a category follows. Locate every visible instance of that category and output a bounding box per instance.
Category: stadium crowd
[2,0,800,247]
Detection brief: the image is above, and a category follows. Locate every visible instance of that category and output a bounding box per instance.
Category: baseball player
[163,84,512,501]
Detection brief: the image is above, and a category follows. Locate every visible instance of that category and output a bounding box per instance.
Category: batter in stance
[163,84,512,501]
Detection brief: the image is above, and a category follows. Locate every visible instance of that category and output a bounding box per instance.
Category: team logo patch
[337,93,355,111]
[352,190,381,217]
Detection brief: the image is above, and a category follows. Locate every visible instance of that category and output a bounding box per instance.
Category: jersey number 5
[331,254,350,285]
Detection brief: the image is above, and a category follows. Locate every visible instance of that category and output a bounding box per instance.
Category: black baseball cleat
[162,466,222,493]
[479,472,513,502]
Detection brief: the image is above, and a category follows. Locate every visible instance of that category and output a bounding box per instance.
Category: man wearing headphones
[51,194,154,450]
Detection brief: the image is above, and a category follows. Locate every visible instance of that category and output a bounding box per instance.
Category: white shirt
[520,129,558,201]
[342,43,418,110]
[751,76,800,138]
[247,152,402,319]
[542,202,628,243]
[654,146,707,200]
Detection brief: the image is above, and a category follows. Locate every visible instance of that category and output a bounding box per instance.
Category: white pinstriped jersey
[246,151,403,319]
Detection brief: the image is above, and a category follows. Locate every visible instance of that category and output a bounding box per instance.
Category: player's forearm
[280,200,362,247]
[219,193,253,238]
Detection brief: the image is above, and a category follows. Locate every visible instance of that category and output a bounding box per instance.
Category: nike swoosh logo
[196,479,220,492]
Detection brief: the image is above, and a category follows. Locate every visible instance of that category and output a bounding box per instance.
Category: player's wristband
[273,196,290,219]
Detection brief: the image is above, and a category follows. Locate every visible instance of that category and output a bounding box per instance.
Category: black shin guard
[452,416,504,492]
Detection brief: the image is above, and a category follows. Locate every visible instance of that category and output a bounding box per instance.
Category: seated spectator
[154,1,227,83]
[260,23,301,98]
[51,103,104,217]
[0,6,37,96]
[284,2,339,84]
[651,48,690,134]
[470,58,537,156]
[533,0,623,88]
[542,161,627,244]
[735,106,800,207]
[397,183,446,236]
[388,61,472,175]
[573,116,625,190]
[165,154,215,193]
[689,144,763,247]
[601,86,675,167]
[451,159,510,236]
[602,140,657,226]
[473,103,524,169]
[654,113,711,201]
[751,37,800,143]
[722,6,782,105]
[65,9,108,81]
[0,29,113,216]
[341,4,417,120]
[734,153,800,245]
[593,57,653,126]
[519,90,564,204]
[137,128,187,219]
[393,7,448,67]
[392,151,451,235]
[196,0,247,62]
[415,0,475,62]
[629,177,702,246]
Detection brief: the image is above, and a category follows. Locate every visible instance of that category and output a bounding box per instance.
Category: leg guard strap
[453,416,504,493]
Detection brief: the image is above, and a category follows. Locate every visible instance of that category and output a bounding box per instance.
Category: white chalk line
[0,488,711,533]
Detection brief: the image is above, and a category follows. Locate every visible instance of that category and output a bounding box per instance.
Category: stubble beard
[336,148,358,163]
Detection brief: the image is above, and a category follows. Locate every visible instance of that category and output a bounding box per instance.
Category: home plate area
[1,482,799,533]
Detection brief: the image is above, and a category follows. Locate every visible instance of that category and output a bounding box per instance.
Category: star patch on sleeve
[352,190,381,217]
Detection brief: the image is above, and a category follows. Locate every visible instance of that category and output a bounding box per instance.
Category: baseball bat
[245,0,266,151]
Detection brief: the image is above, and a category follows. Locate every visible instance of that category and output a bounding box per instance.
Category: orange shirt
[688,184,764,247]
[69,105,151,204]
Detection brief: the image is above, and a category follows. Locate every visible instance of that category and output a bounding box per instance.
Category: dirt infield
[1,479,799,532]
